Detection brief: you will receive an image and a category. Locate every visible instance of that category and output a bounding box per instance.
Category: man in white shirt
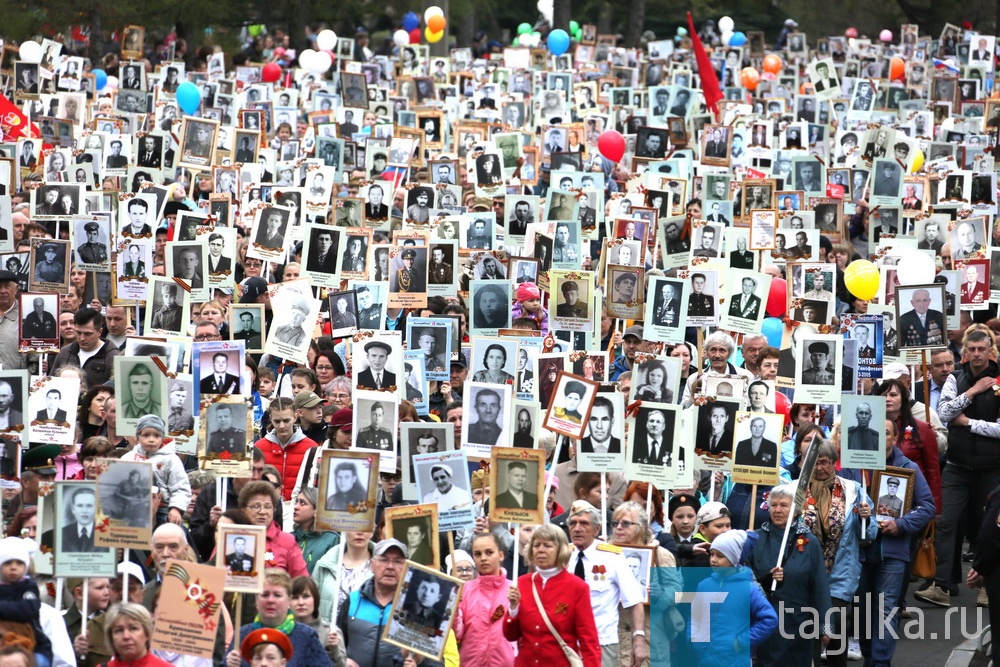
[567,500,647,667]
[421,464,469,511]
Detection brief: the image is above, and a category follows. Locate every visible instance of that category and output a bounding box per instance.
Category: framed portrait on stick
[94,459,153,549]
[382,561,464,661]
[315,449,379,533]
[488,447,545,525]
[217,523,266,593]
[385,504,440,569]
[872,466,915,523]
[542,371,598,440]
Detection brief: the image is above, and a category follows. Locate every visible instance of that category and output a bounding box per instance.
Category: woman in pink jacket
[455,533,516,666]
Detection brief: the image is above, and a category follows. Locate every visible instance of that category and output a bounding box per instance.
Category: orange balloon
[740,67,760,91]
[427,14,446,33]
[799,81,814,95]
[762,53,783,74]
[889,56,906,81]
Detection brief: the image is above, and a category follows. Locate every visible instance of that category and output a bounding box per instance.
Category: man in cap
[848,401,880,451]
[556,280,588,318]
[727,276,761,320]
[395,248,424,292]
[566,499,648,666]
[422,463,469,511]
[357,401,393,450]
[167,382,194,433]
[293,390,327,445]
[35,243,64,283]
[151,283,182,332]
[553,380,587,425]
[273,295,311,347]
[77,222,107,264]
[612,272,637,304]
[877,476,904,518]
[4,444,58,522]
[609,325,644,380]
[121,364,161,419]
[357,341,396,390]
[22,296,56,339]
[801,342,836,385]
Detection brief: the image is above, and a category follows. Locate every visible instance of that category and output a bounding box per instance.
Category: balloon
[518,22,533,35]
[547,29,570,55]
[597,130,626,162]
[261,62,282,83]
[311,50,333,73]
[761,317,785,347]
[889,56,906,81]
[104,75,118,91]
[402,12,421,31]
[176,81,201,115]
[729,31,747,46]
[766,278,787,317]
[424,6,444,21]
[248,24,264,37]
[909,148,924,173]
[845,27,858,38]
[409,27,422,43]
[880,29,893,43]
[775,391,792,433]
[92,68,107,91]
[537,0,554,24]
[427,15,446,33]
[676,27,688,37]
[316,29,338,52]
[740,67,760,91]
[569,20,580,34]
[425,27,445,43]
[18,40,41,63]
[721,30,734,46]
[896,250,936,285]
[762,53,782,74]
[718,16,735,32]
[574,29,583,41]
[393,29,410,47]
[844,260,880,301]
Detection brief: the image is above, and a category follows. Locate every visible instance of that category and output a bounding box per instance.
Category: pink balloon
[880,29,893,42]
[597,130,626,163]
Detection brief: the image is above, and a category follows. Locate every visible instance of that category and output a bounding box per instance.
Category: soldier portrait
[800,340,837,386]
[896,284,946,349]
[428,244,454,285]
[206,403,247,458]
[224,535,257,575]
[325,459,369,511]
[75,220,109,267]
[355,398,396,452]
[874,469,913,521]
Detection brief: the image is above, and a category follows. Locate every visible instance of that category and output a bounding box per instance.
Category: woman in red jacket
[878,379,942,512]
[503,524,601,667]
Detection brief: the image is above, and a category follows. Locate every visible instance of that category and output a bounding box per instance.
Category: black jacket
[52,340,120,387]
[946,360,1000,469]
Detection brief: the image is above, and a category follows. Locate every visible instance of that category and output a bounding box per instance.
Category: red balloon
[596,130,626,163]
[261,62,282,83]
[409,27,422,43]
[775,391,792,434]
[765,277,787,317]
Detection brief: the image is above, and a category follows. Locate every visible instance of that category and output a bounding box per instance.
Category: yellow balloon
[844,260,880,301]
[425,27,445,43]
[909,148,924,173]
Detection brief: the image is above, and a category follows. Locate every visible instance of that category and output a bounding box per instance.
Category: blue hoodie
[692,566,777,667]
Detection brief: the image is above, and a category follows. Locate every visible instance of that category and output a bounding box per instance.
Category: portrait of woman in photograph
[471,343,515,385]
[634,360,674,403]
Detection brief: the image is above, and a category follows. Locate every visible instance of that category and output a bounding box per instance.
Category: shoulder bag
[530,573,584,667]
[912,520,937,579]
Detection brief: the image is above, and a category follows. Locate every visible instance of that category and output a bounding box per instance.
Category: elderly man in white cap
[421,463,470,511]
[566,499,647,667]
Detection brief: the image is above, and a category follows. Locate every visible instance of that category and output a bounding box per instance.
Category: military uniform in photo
[226,548,255,574]
[208,424,245,456]
[357,424,393,450]
[899,308,945,346]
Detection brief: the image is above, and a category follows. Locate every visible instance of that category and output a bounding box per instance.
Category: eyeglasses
[814,459,835,467]
[246,503,274,512]
[195,334,221,341]
[611,520,637,529]
[329,393,350,401]
[454,566,475,575]
[376,556,406,566]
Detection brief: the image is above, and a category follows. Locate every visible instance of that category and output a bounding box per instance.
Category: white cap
[118,561,146,586]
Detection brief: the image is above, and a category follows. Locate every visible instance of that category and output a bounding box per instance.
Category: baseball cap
[623,325,644,340]
[881,362,910,381]
[696,501,730,526]
[293,390,323,410]
[373,538,409,558]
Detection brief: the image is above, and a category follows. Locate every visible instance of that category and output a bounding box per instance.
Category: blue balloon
[761,317,784,348]
[402,12,420,31]
[547,29,570,56]
[175,81,201,115]
[92,68,107,91]
[729,31,747,46]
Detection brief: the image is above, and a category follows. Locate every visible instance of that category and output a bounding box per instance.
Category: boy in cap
[120,414,192,526]
[0,536,53,666]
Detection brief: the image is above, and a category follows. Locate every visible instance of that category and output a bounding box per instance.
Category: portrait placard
[150,559,226,660]
[693,398,740,471]
[264,279,320,364]
[488,447,545,525]
[577,389,626,474]
[605,264,644,320]
[166,239,210,302]
[217,523,267,593]
[794,333,843,403]
[414,450,474,531]
[247,204,294,262]
[542,371,598,440]
[192,339,246,405]
[113,356,168,436]
[18,293,59,352]
[73,215,112,271]
[729,411,784,485]
[620,545,656,604]
[549,269,595,332]
[198,396,252,477]
[28,376,79,446]
[385,504,440,568]
[872,466,916,523]
[0,370,28,448]
[643,276,689,344]
[28,238,71,293]
[94,459,153,548]
[144,276,191,336]
[406,318,452,381]
[353,389,399,474]
[469,280,512,336]
[401,422,454,500]
[301,223,343,289]
[388,245,429,309]
[229,304,265,354]
[165,374,197,455]
[114,238,153,302]
[382,562,463,661]
[720,269,770,335]
[894,283,947,349]
[52,481,116,577]
[625,402,685,488]
[461,381,513,459]
[316,449,379,533]
[840,395,887,470]
[509,399,542,451]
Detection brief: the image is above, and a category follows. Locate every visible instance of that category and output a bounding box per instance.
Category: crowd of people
[2,11,1000,667]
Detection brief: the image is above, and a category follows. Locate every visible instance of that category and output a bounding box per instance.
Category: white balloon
[299,48,316,72]
[316,29,338,52]
[721,30,734,46]
[104,75,119,90]
[718,16,735,32]
[393,29,410,47]
[310,50,333,74]
[424,6,444,22]
[537,0,554,24]
[896,250,937,285]
[19,40,42,64]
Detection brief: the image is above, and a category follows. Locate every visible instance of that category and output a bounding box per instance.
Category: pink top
[455,572,516,667]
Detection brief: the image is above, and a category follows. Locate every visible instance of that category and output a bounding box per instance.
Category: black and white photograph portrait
[873,467,915,522]
[462,382,512,452]
[29,239,71,292]
[733,413,781,469]
[145,277,189,335]
[97,460,152,529]
[18,293,58,346]
[469,281,512,332]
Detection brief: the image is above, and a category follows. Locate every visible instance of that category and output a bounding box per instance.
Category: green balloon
[512,36,520,46]
[249,24,264,37]
[574,28,583,41]
[531,31,541,39]
[517,22,532,35]
[569,20,580,33]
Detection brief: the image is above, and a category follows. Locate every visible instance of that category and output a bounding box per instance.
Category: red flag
[687,12,723,115]
[0,94,39,141]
